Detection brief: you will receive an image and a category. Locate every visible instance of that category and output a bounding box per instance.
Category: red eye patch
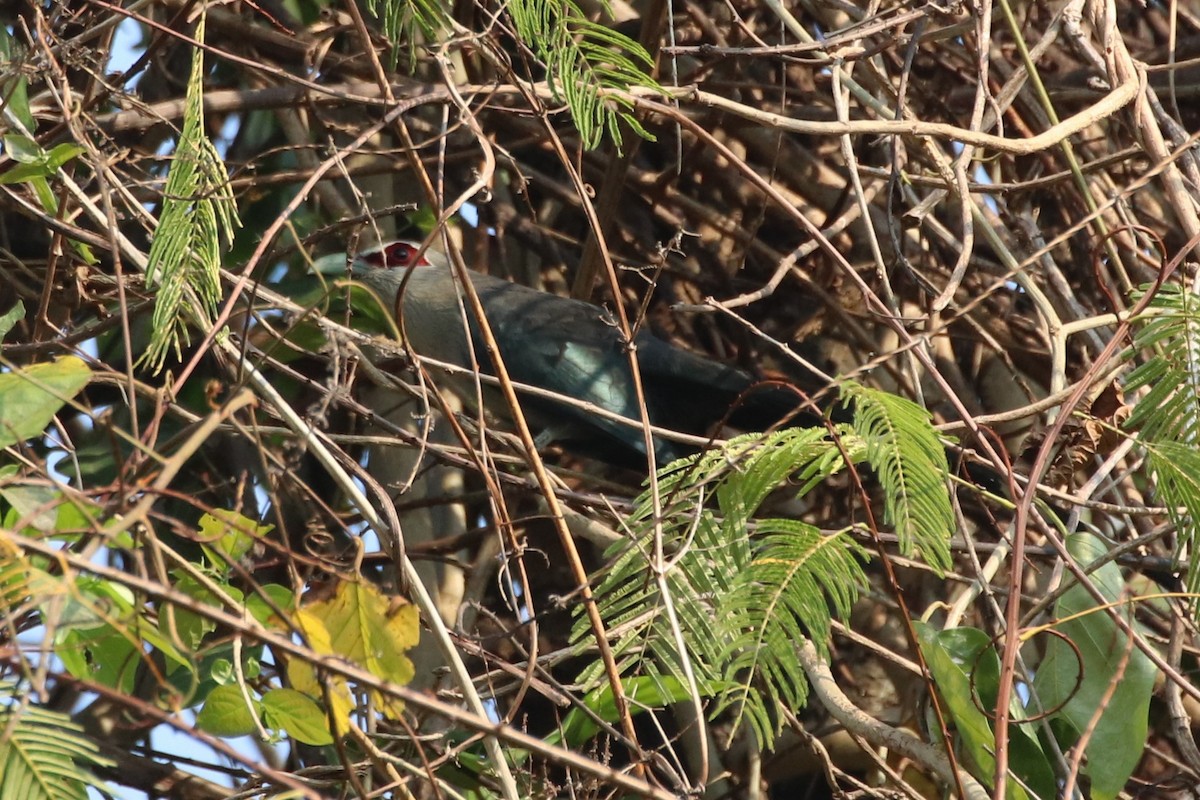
[356,242,431,269]
[382,242,428,268]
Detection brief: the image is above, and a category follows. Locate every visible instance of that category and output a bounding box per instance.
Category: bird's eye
[385,242,417,267]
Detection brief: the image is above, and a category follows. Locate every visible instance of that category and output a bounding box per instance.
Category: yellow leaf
[287,608,353,736]
[287,608,333,696]
[298,581,419,717]
[197,508,273,564]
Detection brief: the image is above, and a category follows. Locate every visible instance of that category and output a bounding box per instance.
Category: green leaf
[52,496,96,536]
[159,574,242,651]
[1137,440,1200,594]
[56,624,142,695]
[0,29,34,132]
[1032,533,1156,800]
[507,0,661,150]
[576,426,869,748]
[198,508,273,566]
[196,683,261,738]
[915,623,1055,800]
[1125,284,1200,441]
[0,479,94,539]
[0,302,24,341]
[0,135,95,260]
[0,138,84,184]
[1,134,42,164]
[245,584,294,626]
[1123,284,1200,590]
[0,483,60,533]
[42,144,86,172]
[0,692,115,800]
[0,542,42,625]
[842,382,955,572]
[141,11,240,373]
[210,658,234,685]
[363,0,451,68]
[718,523,866,740]
[0,357,91,448]
[51,575,194,681]
[261,688,334,746]
[548,675,695,748]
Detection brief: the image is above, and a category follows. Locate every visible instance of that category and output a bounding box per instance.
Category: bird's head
[312,239,445,276]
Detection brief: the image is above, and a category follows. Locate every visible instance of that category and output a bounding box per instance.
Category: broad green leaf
[0,302,23,341]
[245,584,294,626]
[1032,533,1156,800]
[0,356,91,448]
[196,683,261,738]
[0,29,33,132]
[159,574,243,651]
[0,480,93,538]
[915,623,1055,800]
[0,135,85,188]
[57,624,142,695]
[51,575,193,680]
[53,495,96,535]
[548,675,694,748]
[86,582,192,672]
[261,688,334,746]
[1,134,41,164]
[0,483,58,532]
